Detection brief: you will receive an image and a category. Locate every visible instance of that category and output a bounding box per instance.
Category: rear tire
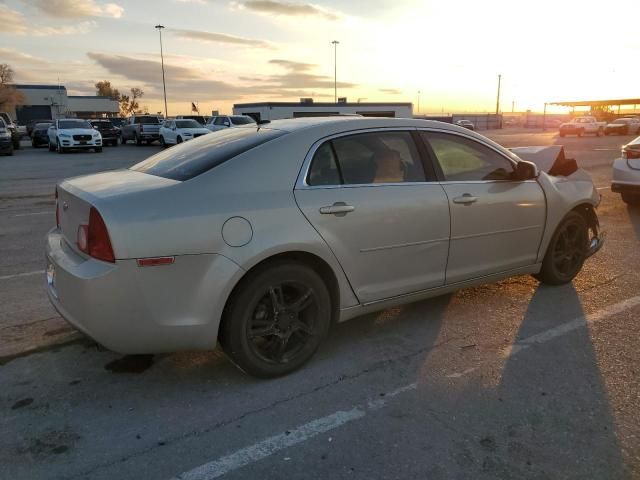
[121,135,127,145]
[622,192,640,205]
[220,262,331,378]
[176,136,183,144]
[535,211,588,285]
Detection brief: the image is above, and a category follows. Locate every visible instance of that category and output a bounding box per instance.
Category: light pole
[155,24,168,118]
[331,40,339,103]
[417,90,421,115]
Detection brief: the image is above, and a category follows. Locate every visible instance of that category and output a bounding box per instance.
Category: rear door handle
[319,202,355,216]
[452,194,478,205]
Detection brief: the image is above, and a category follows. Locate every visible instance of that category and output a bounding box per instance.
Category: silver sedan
[45,117,603,377]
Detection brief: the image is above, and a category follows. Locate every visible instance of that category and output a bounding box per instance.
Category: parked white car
[205,115,256,132]
[559,116,606,137]
[612,136,640,205]
[47,119,102,153]
[159,119,210,147]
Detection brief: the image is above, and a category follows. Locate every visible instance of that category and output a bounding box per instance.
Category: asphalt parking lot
[1,130,639,479]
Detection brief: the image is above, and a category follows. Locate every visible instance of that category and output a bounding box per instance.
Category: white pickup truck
[559,116,606,137]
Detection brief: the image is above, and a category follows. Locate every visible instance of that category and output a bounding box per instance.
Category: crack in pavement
[66,335,464,479]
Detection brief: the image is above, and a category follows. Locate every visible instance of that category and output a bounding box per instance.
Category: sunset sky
[1,0,639,116]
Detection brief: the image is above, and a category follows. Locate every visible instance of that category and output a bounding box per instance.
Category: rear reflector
[137,257,175,267]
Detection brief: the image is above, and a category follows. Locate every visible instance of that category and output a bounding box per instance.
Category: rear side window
[307,131,425,186]
[130,127,286,181]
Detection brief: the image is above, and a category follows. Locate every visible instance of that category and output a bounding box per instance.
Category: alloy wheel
[551,220,586,277]
[247,283,318,365]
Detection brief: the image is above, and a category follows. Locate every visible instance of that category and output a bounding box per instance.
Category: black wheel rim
[552,221,586,277]
[247,282,318,365]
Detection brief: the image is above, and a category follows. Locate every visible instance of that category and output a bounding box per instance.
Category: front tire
[48,141,55,152]
[135,134,142,146]
[622,192,640,205]
[220,262,331,378]
[95,147,102,153]
[535,211,588,285]
[121,135,127,145]
[160,136,167,148]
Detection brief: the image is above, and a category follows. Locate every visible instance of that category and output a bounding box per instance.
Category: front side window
[421,132,515,182]
[309,131,425,186]
[214,117,226,126]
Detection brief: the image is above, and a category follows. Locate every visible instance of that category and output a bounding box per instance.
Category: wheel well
[222,251,341,327]
[571,203,599,233]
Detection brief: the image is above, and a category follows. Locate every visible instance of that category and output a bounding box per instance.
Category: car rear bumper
[612,158,640,190]
[45,229,243,354]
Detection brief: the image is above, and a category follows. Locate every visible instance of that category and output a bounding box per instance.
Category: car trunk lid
[57,169,179,256]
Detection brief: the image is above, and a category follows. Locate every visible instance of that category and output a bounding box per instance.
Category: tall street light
[331,40,339,103]
[155,24,168,118]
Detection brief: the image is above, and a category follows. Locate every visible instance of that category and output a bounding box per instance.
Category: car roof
[255,116,474,134]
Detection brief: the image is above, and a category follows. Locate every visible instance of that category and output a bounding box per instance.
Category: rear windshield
[137,117,160,124]
[130,127,286,181]
[35,123,52,129]
[231,116,255,125]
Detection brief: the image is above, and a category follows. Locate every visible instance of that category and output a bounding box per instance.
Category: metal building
[233,101,413,122]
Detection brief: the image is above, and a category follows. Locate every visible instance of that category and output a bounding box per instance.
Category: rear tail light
[77,207,115,262]
[55,187,59,228]
[623,147,640,160]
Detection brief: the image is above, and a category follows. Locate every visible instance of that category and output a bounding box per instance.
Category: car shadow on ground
[494,284,628,478]
[626,204,640,240]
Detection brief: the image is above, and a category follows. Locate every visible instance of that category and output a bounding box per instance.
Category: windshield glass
[91,121,113,127]
[59,120,92,129]
[34,123,52,129]
[175,120,202,128]
[131,127,286,181]
[231,116,255,125]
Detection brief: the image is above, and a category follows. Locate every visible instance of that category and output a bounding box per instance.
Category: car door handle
[452,194,478,205]
[319,202,355,215]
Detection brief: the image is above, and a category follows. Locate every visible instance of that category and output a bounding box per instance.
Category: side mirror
[515,160,538,180]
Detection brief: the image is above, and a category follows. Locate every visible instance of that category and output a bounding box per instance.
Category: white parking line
[0,270,44,281]
[13,211,53,217]
[504,294,640,357]
[173,383,417,480]
[172,295,640,480]
[596,186,610,191]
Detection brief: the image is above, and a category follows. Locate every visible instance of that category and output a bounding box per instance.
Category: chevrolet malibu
[46,117,603,377]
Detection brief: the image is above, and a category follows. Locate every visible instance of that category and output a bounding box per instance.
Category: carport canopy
[549,98,640,112]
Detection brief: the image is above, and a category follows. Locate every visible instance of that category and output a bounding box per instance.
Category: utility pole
[512,99,515,113]
[332,40,339,103]
[155,25,168,118]
[495,74,501,115]
[417,90,421,115]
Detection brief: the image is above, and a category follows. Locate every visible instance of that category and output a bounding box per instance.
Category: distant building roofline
[12,84,67,90]
[234,101,413,108]
[67,95,117,99]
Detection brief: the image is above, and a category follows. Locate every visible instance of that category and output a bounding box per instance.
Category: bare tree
[0,64,25,112]
[121,87,144,116]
